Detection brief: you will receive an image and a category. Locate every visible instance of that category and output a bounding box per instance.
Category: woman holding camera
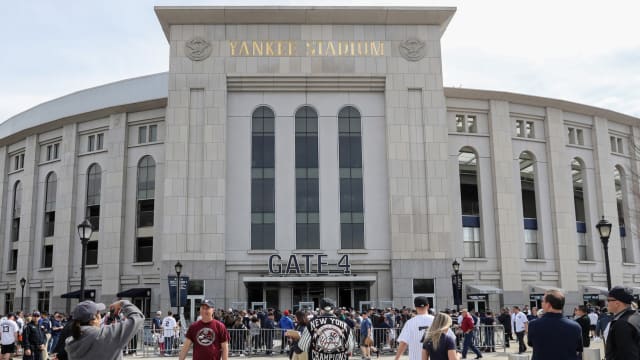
[64,300,144,360]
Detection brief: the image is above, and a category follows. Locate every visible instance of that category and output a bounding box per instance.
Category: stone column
[544,107,579,307]
[487,100,523,305]
[50,123,79,310]
[592,116,623,285]
[99,113,128,301]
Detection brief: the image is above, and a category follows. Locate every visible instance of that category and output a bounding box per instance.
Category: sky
[1,0,639,121]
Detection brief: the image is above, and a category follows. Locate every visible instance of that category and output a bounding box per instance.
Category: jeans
[515,331,526,353]
[164,336,173,355]
[462,331,481,358]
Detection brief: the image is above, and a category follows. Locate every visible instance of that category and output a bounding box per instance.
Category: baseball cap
[32,311,41,317]
[608,286,634,304]
[320,298,336,312]
[156,311,162,315]
[414,296,429,308]
[283,310,289,316]
[71,301,106,323]
[200,299,215,308]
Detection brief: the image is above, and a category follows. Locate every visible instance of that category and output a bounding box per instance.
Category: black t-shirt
[422,334,456,360]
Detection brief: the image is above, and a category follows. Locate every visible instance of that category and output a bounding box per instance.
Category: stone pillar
[544,107,579,307]
[99,112,129,301]
[50,123,79,310]
[592,116,623,286]
[487,100,523,305]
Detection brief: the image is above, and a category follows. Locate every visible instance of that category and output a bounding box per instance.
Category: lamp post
[175,261,183,321]
[77,219,93,302]
[451,259,462,312]
[596,217,613,290]
[19,277,26,311]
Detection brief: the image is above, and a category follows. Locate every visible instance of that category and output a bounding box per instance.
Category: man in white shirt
[163,311,178,356]
[0,313,19,360]
[512,306,528,354]
[395,297,454,360]
[587,309,598,339]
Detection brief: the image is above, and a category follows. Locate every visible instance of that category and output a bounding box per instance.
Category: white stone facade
[0,7,638,316]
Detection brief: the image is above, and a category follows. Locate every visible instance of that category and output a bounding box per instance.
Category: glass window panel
[617,138,623,153]
[137,199,155,227]
[576,129,584,145]
[296,223,319,249]
[138,126,147,144]
[86,241,98,265]
[413,279,435,294]
[13,181,22,218]
[252,136,275,168]
[87,164,102,206]
[42,245,53,268]
[9,250,18,271]
[466,115,477,133]
[45,173,57,212]
[137,156,156,200]
[136,237,153,262]
[456,115,465,132]
[568,128,575,144]
[610,137,617,152]
[251,178,275,212]
[251,223,275,249]
[149,125,158,142]
[524,229,538,259]
[88,135,95,152]
[97,133,104,150]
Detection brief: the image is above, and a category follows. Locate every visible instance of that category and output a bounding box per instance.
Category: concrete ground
[133,338,605,359]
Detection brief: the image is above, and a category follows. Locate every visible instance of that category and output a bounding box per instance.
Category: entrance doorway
[292,286,324,311]
[184,296,203,323]
[466,294,487,313]
[338,286,369,309]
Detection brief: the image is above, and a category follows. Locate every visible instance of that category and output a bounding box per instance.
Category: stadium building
[1,6,639,318]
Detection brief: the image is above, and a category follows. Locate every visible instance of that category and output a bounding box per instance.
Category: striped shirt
[397,314,434,360]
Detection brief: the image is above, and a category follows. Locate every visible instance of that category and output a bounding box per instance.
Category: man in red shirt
[179,299,230,360]
[460,309,482,359]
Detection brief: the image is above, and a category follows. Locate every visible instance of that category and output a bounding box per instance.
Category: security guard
[296,298,355,360]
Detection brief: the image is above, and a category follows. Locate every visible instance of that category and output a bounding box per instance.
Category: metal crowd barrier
[121,324,504,357]
[452,324,506,353]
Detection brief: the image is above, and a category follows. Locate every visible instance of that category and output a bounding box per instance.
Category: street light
[596,217,613,290]
[451,259,462,312]
[175,261,183,321]
[77,219,93,302]
[19,277,26,311]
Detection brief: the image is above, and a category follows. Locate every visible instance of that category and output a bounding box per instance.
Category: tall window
[614,166,631,262]
[295,106,319,249]
[37,291,50,314]
[44,172,57,237]
[136,156,155,262]
[572,159,588,260]
[251,106,275,250]
[86,164,102,231]
[459,147,482,258]
[86,164,102,265]
[11,181,22,242]
[339,106,364,249]
[520,152,539,259]
[4,293,13,313]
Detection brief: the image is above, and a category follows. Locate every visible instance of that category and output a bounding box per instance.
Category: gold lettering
[318,41,323,56]
[239,41,250,56]
[288,41,296,56]
[350,41,355,56]
[306,41,315,56]
[229,41,238,56]
[371,41,384,56]
[265,41,274,56]
[338,41,349,56]
[252,41,263,56]
[277,41,283,56]
[327,41,336,56]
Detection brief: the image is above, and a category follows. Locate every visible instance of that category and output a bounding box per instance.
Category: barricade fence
[124,324,505,357]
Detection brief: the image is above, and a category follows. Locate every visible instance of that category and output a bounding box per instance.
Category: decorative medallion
[185,37,212,61]
[399,39,426,62]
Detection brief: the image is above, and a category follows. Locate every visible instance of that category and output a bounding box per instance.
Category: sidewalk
[118,338,606,359]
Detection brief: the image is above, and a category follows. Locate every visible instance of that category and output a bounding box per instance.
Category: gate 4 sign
[268,254,351,275]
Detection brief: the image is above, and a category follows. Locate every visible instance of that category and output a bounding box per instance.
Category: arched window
[86,164,102,230]
[251,106,275,250]
[42,172,57,267]
[11,181,22,242]
[44,172,57,237]
[136,156,155,262]
[519,152,539,259]
[295,106,319,249]
[459,147,482,258]
[614,166,631,262]
[572,159,589,260]
[339,106,364,249]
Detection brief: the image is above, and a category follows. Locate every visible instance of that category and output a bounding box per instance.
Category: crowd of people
[0,286,638,360]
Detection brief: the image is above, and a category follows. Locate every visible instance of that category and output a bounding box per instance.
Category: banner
[451,274,463,306]
[168,276,189,307]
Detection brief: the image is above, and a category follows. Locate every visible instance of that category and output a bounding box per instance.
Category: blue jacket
[527,312,583,360]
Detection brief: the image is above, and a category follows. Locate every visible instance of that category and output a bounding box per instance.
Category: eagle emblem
[399,39,426,61]
[185,37,212,61]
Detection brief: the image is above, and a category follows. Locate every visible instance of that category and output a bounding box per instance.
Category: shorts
[1,343,15,354]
